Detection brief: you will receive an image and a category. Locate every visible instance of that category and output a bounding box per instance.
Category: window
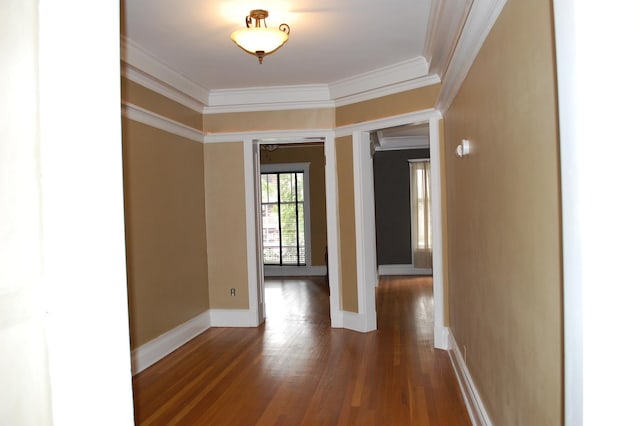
[409,159,432,269]
[260,164,310,266]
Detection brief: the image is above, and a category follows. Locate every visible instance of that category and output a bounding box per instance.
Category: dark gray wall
[373,148,429,265]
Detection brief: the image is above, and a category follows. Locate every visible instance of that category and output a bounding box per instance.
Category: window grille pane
[261,170,306,266]
[296,172,304,201]
[279,173,293,202]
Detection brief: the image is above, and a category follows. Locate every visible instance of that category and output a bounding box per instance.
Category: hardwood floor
[132,276,470,425]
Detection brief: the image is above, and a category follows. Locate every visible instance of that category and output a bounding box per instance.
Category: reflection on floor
[132,275,470,425]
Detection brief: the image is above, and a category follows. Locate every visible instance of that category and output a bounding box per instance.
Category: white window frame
[260,162,312,276]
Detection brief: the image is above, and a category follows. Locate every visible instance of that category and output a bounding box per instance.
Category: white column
[554,1,640,424]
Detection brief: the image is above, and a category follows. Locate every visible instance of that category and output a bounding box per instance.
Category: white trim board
[209,308,259,327]
[121,36,210,105]
[130,310,210,375]
[131,309,260,374]
[263,266,327,277]
[335,109,442,137]
[122,62,205,113]
[121,102,204,143]
[378,264,432,276]
[341,311,376,333]
[448,331,493,426]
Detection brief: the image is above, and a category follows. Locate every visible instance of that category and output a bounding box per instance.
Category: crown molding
[122,102,204,143]
[423,0,473,77]
[121,63,205,113]
[334,74,441,107]
[437,0,508,113]
[329,57,430,101]
[206,84,334,113]
[203,100,335,114]
[121,36,442,113]
[120,36,210,105]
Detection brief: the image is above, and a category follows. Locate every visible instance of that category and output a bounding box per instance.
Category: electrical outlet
[230,288,236,297]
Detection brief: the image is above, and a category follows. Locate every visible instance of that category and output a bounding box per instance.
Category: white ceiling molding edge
[121,37,210,105]
[203,129,334,144]
[122,63,205,113]
[206,57,437,112]
[436,0,508,113]
[423,0,474,78]
[375,136,429,151]
[335,109,442,138]
[334,74,441,108]
[121,37,441,114]
[206,84,333,113]
[328,57,429,100]
[122,102,204,143]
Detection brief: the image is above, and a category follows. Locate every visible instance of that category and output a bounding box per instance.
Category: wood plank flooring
[132,276,470,425]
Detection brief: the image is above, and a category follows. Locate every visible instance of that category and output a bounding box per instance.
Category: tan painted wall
[336,85,441,127]
[121,78,203,131]
[443,1,562,425]
[122,119,209,348]
[204,142,250,309]
[260,145,328,267]
[335,136,359,312]
[203,108,335,133]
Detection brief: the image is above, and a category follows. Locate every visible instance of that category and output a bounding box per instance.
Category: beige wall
[336,85,440,127]
[122,119,210,348]
[260,144,327,267]
[203,108,335,133]
[335,136,359,312]
[443,1,562,425]
[121,78,203,131]
[204,142,250,309]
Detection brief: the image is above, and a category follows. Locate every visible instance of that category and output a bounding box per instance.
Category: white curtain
[410,160,432,269]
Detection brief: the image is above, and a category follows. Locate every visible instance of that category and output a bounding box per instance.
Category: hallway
[132,276,470,425]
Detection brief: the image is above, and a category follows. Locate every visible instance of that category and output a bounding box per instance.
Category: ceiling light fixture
[230,9,290,64]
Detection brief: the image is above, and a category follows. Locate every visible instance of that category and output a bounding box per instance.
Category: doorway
[370,123,433,276]
[248,134,341,329]
[348,111,448,348]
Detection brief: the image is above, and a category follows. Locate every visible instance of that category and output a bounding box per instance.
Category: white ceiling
[122,0,435,91]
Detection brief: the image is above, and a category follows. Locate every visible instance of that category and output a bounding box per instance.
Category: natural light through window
[261,171,306,266]
[410,160,432,269]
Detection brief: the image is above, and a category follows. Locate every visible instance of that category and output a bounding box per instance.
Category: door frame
[241,130,343,328]
[337,109,449,348]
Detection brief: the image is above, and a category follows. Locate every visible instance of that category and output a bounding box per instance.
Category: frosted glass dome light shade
[230,9,290,64]
[231,27,288,56]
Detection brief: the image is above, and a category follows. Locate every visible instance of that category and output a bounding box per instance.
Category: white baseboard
[209,308,260,327]
[130,310,210,375]
[378,264,432,276]
[434,325,451,350]
[132,308,262,374]
[131,303,377,375]
[342,310,377,333]
[448,331,493,426]
[263,265,327,277]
